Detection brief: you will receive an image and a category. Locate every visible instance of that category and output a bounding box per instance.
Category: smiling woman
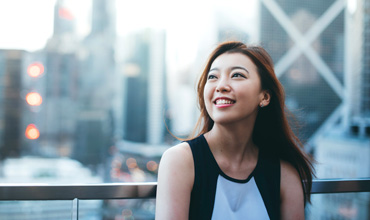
[155,41,315,220]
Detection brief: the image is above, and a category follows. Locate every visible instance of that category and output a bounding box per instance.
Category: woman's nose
[216,78,231,92]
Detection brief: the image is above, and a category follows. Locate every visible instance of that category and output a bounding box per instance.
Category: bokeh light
[25,124,40,140]
[146,161,158,172]
[126,158,137,169]
[27,62,44,77]
[25,92,42,106]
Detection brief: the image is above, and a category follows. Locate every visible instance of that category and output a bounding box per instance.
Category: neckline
[200,134,261,184]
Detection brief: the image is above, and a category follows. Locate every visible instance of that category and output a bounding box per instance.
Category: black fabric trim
[254,150,281,220]
[187,135,219,220]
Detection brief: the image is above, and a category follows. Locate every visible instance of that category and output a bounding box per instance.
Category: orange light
[146,161,158,171]
[126,158,137,169]
[58,8,74,20]
[27,62,44,78]
[25,124,40,140]
[26,92,42,106]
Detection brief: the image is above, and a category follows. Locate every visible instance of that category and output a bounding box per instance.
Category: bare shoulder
[280,160,303,196]
[158,141,194,186]
[159,142,193,170]
[156,142,194,220]
[280,160,301,184]
[161,141,192,159]
[280,160,305,219]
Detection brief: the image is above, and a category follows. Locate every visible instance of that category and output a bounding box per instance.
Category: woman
[156,41,314,220]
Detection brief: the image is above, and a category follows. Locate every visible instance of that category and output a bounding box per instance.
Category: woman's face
[204,52,266,125]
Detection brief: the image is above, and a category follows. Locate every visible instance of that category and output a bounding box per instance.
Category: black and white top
[187,134,281,220]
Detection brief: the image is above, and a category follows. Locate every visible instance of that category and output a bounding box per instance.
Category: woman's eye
[232,73,246,78]
[208,74,216,80]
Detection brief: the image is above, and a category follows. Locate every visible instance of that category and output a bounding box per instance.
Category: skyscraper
[260,0,370,218]
[0,50,24,159]
[73,0,116,169]
[259,0,345,146]
[349,0,370,135]
[363,0,370,120]
[40,0,79,157]
[116,28,168,155]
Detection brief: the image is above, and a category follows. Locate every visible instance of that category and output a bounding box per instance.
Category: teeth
[216,99,234,105]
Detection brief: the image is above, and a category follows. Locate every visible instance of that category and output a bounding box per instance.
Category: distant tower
[259,0,369,218]
[348,0,370,135]
[119,29,167,145]
[73,0,116,169]
[53,0,75,36]
[363,0,370,120]
[259,0,345,146]
[0,50,24,159]
[308,0,370,218]
[39,0,79,157]
[90,0,116,35]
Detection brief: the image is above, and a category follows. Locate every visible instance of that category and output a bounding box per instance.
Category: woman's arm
[280,160,305,220]
[155,142,194,220]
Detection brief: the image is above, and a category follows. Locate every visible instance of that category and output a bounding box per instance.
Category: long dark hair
[191,41,315,203]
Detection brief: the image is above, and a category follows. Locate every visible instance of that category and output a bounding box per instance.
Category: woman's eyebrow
[231,66,249,73]
[208,66,250,74]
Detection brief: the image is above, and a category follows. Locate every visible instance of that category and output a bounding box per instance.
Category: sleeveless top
[186,134,281,220]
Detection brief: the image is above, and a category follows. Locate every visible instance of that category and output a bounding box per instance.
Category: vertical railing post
[72,198,79,220]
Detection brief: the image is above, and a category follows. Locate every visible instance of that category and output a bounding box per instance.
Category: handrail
[311,178,370,194]
[0,178,369,201]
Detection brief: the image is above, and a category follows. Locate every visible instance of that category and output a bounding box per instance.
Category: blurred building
[117,29,168,146]
[260,0,370,218]
[0,50,25,159]
[309,0,370,219]
[39,0,79,158]
[311,0,370,175]
[111,29,168,183]
[349,0,370,134]
[259,0,345,145]
[73,0,116,171]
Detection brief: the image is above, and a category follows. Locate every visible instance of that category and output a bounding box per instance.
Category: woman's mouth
[214,98,236,107]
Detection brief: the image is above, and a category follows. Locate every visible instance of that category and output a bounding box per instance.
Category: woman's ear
[259,90,271,108]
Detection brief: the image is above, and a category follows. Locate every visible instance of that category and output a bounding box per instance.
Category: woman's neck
[204,122,258,164]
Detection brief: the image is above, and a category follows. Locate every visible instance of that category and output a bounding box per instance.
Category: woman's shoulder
[156,142,194,219]
[280,160,301,184]
[159,142,194,173]
[280,161,305,218]
[161,134,204,162]
[280,160,304,214]
[162,142,192,159]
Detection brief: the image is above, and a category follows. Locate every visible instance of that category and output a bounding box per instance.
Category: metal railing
[0,178,369,219]
[0,178,369,200]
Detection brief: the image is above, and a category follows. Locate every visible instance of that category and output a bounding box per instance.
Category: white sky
[0,0,56,51]
[116,0,258,35]
[0,0,258,52]
[0,0,90,52]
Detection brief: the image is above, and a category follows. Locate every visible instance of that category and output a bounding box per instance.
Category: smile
[214,99,236,105]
